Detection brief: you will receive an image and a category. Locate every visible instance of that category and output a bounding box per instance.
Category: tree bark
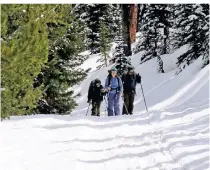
[163,26,168,54]
[122,4,132,56]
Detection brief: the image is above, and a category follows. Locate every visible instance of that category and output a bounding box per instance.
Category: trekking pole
[121,96,129,115]
[140,82,148,112]
[86,103,91,116]
[104,96,108,116]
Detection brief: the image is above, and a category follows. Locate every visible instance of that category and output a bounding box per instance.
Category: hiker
[121,66,141,115]
[105,66,123,116]
[87,78,106,116]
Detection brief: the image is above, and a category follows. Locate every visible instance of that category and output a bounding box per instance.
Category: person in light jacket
[105,66,123,116]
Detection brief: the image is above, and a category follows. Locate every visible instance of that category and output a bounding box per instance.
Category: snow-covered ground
[0,47,209,170]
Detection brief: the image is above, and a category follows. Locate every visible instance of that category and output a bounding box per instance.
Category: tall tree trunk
[137,4,140,31]
[130,4,137,43]
[122,4,132,56]
[154,26,157,51]
[105,54,108,67]
[163,26,168,54]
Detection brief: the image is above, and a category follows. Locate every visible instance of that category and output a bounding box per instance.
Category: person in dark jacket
[121,66,141,115]
[87,79,106,116]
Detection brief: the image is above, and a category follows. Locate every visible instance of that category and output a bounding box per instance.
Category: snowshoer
[87,79,106,116]
[121,66,141,115]
[105,66,123,116]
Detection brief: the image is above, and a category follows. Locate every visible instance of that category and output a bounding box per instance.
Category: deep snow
[0,46,209,170]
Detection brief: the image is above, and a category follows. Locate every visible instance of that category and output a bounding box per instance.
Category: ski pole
[104,96,108,116]
[86,103,91,116]
[121,96,129,115]
[140,82,148,112]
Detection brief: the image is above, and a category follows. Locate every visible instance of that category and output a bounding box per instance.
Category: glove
[102,89,106,92]
[102,89,108,95]
[137,73,141,83]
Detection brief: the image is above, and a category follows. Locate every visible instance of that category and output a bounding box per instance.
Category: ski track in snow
[0,105,208,170]
[0,46,209,170]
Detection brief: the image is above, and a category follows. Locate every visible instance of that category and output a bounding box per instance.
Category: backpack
[107,75,120,92]
[88,80,103,101]
[122,72,137,92]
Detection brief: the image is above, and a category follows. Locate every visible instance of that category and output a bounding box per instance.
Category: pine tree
[97,21,111,69]
[174,4,209,74]
[201,4,209,68]
[135,4,172,62]
[108,4,132,76]
[102,4,120,41]
[1,5,51,119]
[114,42,132,77]
[73,4,90,50]
[137,4,147,32]
[109,4,123,62]
[135,4,160,61]
[36,7,89,114]
[159,5,173,54]
[74,4,119,54]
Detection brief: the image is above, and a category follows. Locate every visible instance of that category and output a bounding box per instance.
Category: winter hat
[110,66,117,71]
[95,78,101,84]
[128,66,135,71]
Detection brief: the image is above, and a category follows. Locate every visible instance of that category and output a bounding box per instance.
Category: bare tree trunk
[163,26,168,54]
[154,26,157,51]
[130,4,137,43]
[105,54,108,67]
[122,4,132,56]
[137,4,140,32]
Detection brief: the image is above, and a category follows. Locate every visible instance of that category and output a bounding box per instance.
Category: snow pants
[122,92,135,115]
[91,101,101,116]
[107,93,120,116]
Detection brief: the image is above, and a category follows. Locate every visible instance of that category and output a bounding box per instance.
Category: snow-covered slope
[0,48,209,170]
[73,45,208,116]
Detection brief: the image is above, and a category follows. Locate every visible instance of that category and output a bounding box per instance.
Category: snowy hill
[0,48,209,170]
[73,45,208,116]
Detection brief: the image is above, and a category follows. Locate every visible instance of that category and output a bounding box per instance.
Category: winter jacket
[88,81,105,102]
[122,73,141,93]
[105,76,123,93]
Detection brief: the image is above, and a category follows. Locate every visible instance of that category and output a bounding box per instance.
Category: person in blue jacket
[105,66,123,116]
